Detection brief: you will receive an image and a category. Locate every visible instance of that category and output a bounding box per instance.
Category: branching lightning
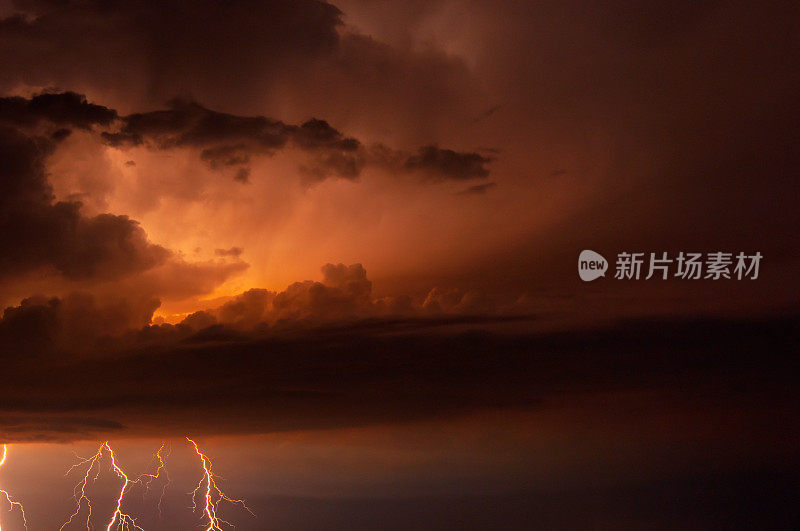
[131,444,171,518]
[0,445,28,531]
[7,438,250,531]
[60,444,104,531]
[186,437,254,531]
[61,442,169,531]
[104,443,144,531]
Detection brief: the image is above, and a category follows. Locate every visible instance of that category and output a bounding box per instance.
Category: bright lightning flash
[187,437,254,531]
[0,445,28,531]
[14,439,249,530]
[104,443,144,531]
[61,442,167,531]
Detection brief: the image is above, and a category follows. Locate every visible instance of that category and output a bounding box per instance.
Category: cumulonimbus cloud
[0,125,169,280]
[0,91,246,303]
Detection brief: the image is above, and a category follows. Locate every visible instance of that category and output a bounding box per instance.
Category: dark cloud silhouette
[0,292,159,355]
[0,91,116,128]
[199,144,251,170]
[0,312,795,442]
[0,125,169,280]
[100,99,362,178]
[102,99,361,155]
[101,98,488,183]
[0,91,495,187]
[404,145,493,181]
[0,93,248,305]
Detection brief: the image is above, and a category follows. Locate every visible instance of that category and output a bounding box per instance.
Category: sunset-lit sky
[0,0,798,529]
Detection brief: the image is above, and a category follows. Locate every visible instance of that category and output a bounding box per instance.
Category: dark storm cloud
[0,262,501,361]
[104,99,360,151]
[0,293,161,363]
[404,145,493,181]
[0,125,169,280]
[0,92,249,299]
[199,145,251,170]
[0,311,795,442]
[0,257,792,443]
[0,91,116,128]
[100,98,492,182]
[101,99,363,179]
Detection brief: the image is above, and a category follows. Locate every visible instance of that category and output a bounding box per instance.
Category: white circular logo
[578,250,608,281]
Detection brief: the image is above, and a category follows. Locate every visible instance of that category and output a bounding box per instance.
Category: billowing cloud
[0,292,159,355]
[0,125,169,280]
[176,263,509,332]
[0,93,249,309]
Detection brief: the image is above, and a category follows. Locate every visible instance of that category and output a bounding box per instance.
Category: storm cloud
[0,125,169,280]
[101,98,492,182]
[0,310,795,443]
[404,145,493,181]
[0,91,116,129]
[102,99,364,180]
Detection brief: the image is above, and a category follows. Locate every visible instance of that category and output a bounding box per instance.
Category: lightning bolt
[0,444,28,531]
[131,444,171,518]
[61,444,104,531]
[186,437,254,531]
[61,442,159,531]
[25,438,251,530]
[104,443,144,531]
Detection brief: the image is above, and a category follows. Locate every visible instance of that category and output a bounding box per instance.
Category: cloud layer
[0,311,795,442]
[101,98,492,183]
